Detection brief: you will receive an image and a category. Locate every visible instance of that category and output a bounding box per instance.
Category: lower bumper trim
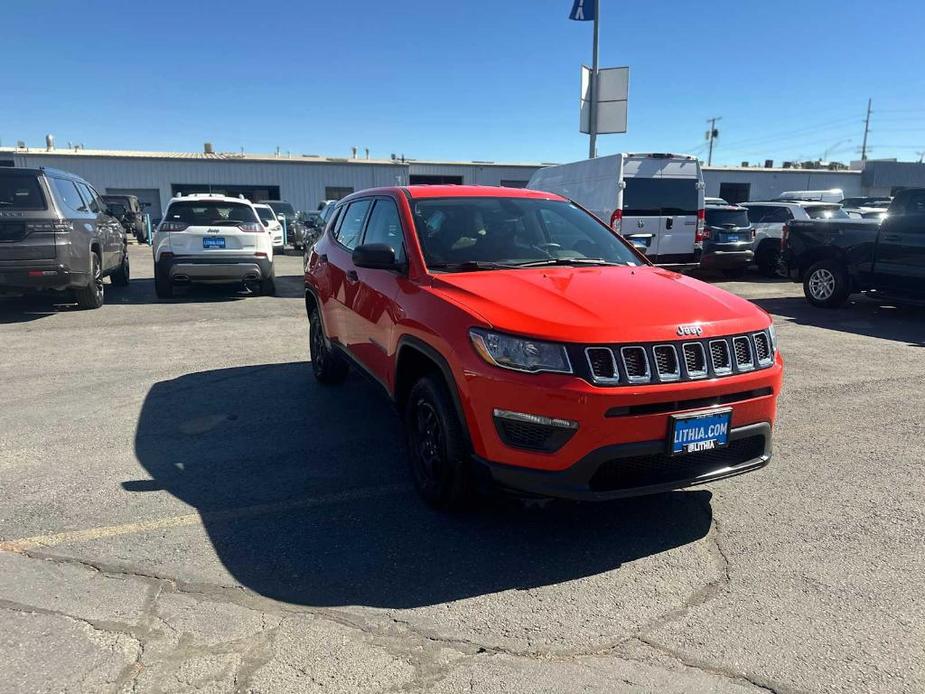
[472,422,772,501]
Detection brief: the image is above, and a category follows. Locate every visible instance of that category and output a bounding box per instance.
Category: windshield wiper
[428,260,519,272]
[513,257,626,268]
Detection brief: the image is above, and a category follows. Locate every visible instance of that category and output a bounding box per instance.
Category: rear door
[76,182,120,270]
[621,176,699,263]
[161,200,263,258]
[874,191,925,295]
[325,198,373,346]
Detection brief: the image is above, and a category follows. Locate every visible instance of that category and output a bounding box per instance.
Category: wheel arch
[394,336,472,451]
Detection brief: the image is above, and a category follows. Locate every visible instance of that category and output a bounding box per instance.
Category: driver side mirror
[352,243,400,271]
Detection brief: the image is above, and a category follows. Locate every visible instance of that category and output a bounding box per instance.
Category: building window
[719,182,751,204]
[409,175,463,185]
[500,179,529,188]
[325,186,354,200]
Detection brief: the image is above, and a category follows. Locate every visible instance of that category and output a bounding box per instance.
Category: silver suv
[0,167,129,309]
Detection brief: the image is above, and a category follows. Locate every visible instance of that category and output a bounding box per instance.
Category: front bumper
[474,422,771,501]
[158,254,273,283]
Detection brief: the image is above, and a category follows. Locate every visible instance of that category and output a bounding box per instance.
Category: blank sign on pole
[580,65,629,134]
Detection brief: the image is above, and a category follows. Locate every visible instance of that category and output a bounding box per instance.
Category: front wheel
[308,306,348,384]
[74,253,104,309]
[804,260,850,308]
[405,375,474,511]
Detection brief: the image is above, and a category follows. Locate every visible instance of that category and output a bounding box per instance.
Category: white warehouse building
[2,146,921,222]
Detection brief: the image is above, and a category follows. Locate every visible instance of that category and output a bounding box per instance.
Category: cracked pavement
[0,247,922,693]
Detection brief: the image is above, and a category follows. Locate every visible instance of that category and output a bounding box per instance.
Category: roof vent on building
[765,159,774,168]
[204,142,214,154]
[16,140,26,150]
[351,146,358,159]
[741,161,749,167]
[46,134,55,151]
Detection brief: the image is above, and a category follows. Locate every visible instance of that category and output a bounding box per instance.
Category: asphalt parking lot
[0,244,922,694]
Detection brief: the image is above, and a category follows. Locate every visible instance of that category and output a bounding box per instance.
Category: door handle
[346,270,359,282]
[665,217,674,230]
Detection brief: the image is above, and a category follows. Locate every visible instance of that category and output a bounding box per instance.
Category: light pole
[588,0,600,159]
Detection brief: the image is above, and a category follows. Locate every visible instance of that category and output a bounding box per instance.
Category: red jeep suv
[304,186,782,509]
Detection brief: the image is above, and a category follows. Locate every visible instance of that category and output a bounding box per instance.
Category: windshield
[806,205,849,220]
[705,208,750,227]
[623,178,699,216]
[0,173,46,210]
[255,206,275,223]
[163,201,258,226]
[410,197,642,270]
[266,201,296,220]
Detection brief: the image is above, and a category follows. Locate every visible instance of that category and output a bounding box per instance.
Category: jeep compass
[304,186,782,509]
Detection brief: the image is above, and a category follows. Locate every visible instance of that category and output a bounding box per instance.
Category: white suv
[740,200,849,276]
[254,203,285,248]
[153,194,276,298]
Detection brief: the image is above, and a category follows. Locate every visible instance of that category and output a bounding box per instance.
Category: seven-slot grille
[580,330,774,386]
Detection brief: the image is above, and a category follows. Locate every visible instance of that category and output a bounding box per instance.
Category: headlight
[469,328,572,374]
[767,323,777,353]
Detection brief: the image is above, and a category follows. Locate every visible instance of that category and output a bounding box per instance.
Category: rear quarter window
[51,178,89,214]
[0,174,47,211]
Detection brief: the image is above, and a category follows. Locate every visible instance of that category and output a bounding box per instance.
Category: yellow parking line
[0,483,410,553]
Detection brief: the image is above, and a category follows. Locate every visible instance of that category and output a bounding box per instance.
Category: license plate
[721,234,740,243]
[670,408,731,455]
[202,237,225,249]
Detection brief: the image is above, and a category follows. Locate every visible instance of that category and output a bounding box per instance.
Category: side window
[326,205,343,234]
[744,205,768,223]
[767,207,793,223]
[334,199,371,250]
[362,199,406,262]
[50,178,88,214]
[76,183,101,213]
[904,192,925,215]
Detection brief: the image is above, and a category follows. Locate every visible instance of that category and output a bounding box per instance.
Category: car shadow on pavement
[753,295,925,346]
[128,362,714,609]
[105,275,306,304]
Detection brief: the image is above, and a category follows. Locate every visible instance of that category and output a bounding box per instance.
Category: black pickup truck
[784,188,925,307]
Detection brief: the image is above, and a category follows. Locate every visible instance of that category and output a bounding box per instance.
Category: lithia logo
[677,324,703,337]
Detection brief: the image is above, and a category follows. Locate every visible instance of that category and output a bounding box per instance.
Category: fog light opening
[492,409,579,430]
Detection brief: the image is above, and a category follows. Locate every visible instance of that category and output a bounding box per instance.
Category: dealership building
[3,145,924,220]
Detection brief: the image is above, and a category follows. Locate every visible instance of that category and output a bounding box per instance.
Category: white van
[775,189,844,203]
[527,153,705,266]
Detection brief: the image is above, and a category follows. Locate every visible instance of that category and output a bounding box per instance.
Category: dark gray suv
[0,167,129,309]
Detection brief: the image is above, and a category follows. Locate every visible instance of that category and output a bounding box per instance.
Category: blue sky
[4,0,925,165]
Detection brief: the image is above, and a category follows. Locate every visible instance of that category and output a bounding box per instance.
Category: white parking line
[0,483,411,553]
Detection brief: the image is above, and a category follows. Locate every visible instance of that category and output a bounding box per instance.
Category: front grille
[653,345,680,381]
[589,435,767,492]
[572,330,774,387]
[586,347,618,382]
[710,340,732,374]
[733,336,754,370]
[0,222,27,242]
[753,332,772,364]
[621,347,649,382]
[683,343,708,378]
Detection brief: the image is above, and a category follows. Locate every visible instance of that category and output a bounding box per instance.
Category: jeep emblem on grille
[677,324,703,337]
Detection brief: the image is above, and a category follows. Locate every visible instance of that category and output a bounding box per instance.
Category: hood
[430,265,769,344]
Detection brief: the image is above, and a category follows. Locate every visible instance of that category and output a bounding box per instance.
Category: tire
[154,261,173,299]
[262,267,277,296]
[405,374,474,511]
[721,267,746,279]
[110,249,130,287]
[308,305,348,384]
[757,247,782,278]
[803,260,850,308]
[74,253,104,310]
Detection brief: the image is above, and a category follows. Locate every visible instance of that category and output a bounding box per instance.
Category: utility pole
[588,0,600,159]
[861,98,872,161]
[706,116,721,166]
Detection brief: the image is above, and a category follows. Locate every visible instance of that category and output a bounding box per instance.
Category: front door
[874,191,925,295]
[345,197,405,385]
